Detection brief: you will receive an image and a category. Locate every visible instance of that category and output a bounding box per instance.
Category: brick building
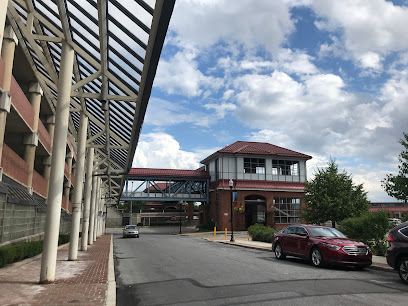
[200,141,312,230]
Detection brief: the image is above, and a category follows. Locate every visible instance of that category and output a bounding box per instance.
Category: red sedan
[272,224,372,268]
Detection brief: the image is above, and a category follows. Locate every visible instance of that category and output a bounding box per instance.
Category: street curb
[210,239,271,251]
[105,234,116,306]
[205,238,395,272]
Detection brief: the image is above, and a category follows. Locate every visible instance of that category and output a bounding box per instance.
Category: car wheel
[398,257,408,285]
[274,243,286,260]
[137,235,140,238]
[310,248,324,267]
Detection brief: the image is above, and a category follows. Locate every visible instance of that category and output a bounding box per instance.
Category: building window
[215,158,219,181]
[272,160,299,176]
[273,197,301,224]
[244,158,265,174]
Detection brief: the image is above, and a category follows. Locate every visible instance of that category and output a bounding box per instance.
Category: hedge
[0,234,71,268]
[339,211,391,256]
[196,220,215,231]
[248,223,276,243]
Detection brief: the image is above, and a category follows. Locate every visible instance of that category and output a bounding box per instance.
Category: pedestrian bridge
[120,168,210,202]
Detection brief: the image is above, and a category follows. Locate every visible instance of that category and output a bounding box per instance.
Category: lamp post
[229,179,234,242]
[179,201,182,234]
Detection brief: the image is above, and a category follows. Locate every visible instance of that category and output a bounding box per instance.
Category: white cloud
[204,103,236,119]
[144,97,211,127]
[310,0,408,70]
[155,49,223,97]
[133,133,200,169]
[170,0,295,54]
[357,51,382,70]
[222,89,235,100]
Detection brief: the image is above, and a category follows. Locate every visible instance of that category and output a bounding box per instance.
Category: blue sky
[133,0,408,202]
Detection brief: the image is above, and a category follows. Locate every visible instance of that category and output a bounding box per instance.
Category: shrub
[248,224,276,243]
[339,210,391,256]
[402,213,408,223]
[0,233,69,268]
[196,220,215,231]
[58,234,70,245]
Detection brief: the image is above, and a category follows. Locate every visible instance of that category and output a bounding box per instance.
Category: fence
[0,192,71,246]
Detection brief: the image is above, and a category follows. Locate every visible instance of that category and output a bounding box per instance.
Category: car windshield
[126,226,138,230]
[307,227,346,238]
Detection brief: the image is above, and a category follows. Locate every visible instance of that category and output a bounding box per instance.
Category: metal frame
[7,0,175,202]
[121,176,210,202]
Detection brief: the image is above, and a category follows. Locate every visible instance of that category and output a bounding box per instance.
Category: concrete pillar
[81,147,94,251]
[0,0,8,55]
[64,150,73,211]
[43,115,55,196]
[96,178,101,239]
[68,112,88,260]
[0,26,18,181]
[94,178,101,239]
[88,172,97,245]
[40,41,74,284]
[24,83,43,192]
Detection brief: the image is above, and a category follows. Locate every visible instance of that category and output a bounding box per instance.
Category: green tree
[381,132,408,203]
[113,201,145,212]
[302,160,370,228]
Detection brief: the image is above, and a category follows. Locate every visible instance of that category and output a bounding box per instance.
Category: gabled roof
[201,141,312,164]
[128,168,210,179]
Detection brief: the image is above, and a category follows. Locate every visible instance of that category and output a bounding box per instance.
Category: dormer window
[244,158,265,174]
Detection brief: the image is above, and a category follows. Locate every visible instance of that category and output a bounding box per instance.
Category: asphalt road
[112,227,408,305]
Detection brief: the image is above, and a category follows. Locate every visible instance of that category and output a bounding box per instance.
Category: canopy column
[40,41,75,284]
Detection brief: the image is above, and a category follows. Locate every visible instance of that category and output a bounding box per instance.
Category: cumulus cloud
[310,0,408,70]
[204,103,236,119]
[144,97,211,127]
[133,133,200,169]
[155,49,223,97]
[169,0,295,54]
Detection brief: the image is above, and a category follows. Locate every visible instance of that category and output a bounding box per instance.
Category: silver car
[123,225,139,238]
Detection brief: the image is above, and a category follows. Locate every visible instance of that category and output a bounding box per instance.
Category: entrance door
[244,195,267,229]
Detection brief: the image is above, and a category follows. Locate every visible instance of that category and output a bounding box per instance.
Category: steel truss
[121,177,210,202]
[7,0,175,203]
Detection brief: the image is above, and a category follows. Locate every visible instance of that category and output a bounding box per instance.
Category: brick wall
[2,144,28,187]
[10,76,34,130]
[37,121,51,154]
[210,188,305,231]
[32,170,47,198]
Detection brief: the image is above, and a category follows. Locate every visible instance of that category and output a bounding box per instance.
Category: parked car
[123,225,139,238]
[386,221,408,284]
[272,224,372,268]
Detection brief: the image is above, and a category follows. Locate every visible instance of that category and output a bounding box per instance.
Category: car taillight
[388,234,394,242]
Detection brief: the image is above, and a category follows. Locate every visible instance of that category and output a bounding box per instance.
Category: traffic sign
[171,216,176,221]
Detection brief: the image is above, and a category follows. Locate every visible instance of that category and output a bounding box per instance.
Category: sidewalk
[185,231,393,272]
[0,234,115,305]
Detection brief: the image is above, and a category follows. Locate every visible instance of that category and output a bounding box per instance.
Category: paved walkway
[0,234,114,306]
[184,231,393,271]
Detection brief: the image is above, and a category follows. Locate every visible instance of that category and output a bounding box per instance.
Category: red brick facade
[209,188,305,231]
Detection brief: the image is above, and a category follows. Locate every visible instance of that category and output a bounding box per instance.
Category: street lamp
[179,201,183,234]
[229,179,234,242]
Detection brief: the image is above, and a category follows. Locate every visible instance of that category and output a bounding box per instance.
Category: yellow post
[214,226,216,236]
[225,228,227,237]
[247,231,250,241]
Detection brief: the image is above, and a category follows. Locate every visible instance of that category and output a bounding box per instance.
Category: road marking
[370,280,394,284]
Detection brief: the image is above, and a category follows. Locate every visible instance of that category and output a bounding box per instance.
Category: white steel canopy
[7,0,175,202]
